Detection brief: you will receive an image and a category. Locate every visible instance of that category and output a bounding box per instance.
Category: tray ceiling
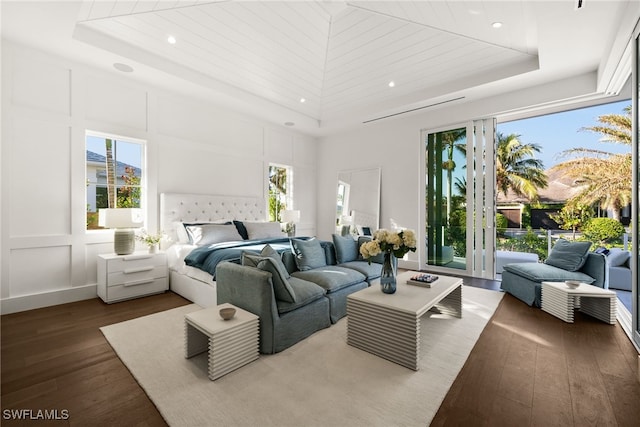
[74,0,543,123]
[2,1,632,134]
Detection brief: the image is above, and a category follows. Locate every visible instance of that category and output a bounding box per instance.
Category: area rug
[101,286,503,427]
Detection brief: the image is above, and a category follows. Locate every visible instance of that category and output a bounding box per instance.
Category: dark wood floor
[2,283,639,426]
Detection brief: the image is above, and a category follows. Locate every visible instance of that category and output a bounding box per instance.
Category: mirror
[336,167,381,236]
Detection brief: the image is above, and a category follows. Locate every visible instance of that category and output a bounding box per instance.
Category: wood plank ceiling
[71,1,596,124]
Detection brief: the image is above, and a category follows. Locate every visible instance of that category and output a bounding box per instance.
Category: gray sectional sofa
[500,239,607,307]
[216,235,383,354]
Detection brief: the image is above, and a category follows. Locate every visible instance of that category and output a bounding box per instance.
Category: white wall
[1,41,317,313]
[316,72,628,270]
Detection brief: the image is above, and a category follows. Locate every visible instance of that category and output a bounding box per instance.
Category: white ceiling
[1,1,637,135]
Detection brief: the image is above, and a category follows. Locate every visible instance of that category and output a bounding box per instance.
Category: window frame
[85,130,147,231]
[267,163,293,222]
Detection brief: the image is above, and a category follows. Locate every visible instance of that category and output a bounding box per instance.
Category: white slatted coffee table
[347,271,463,370]
[185,303,259,380]
[541,281,617,324]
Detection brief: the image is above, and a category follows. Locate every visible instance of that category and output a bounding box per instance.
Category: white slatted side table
[185,303,259,380]
[541,281,617,324]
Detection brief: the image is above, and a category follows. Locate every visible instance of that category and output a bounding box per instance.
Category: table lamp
[99,208,144,255]
[281,210,300,237]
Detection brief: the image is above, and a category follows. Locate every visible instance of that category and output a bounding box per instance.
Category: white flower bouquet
[136,230,165,247]
[360,228,417,262]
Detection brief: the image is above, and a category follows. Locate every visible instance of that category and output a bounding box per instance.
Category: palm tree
[550,105,631,221]
[495,133,548,201]
[441,128,466,216]
[105,139,116,208]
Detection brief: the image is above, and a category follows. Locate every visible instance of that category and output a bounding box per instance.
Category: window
[86,132,145,230]
[268,164,292,222]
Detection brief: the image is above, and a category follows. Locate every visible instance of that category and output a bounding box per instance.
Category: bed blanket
[184,238,293,279]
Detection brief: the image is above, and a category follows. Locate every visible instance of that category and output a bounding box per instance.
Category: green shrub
[582,217,625,245]
[495,213,508,236]
[498,227,548,260]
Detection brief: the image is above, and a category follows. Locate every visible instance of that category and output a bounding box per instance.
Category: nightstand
[97,252,168,303]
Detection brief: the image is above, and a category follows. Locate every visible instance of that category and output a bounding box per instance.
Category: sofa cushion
[243,253,296,303]
[291,238,327,271]
[332,234,358,263]
[607,248,630,267]
[292,265,366,293]
[276,277,326,314]
[502,262,595,284]
[339,260,382,282]
[544,239,591,272]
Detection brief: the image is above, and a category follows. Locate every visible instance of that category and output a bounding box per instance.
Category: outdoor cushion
[291,237,327,271]
[607,248,630,267]
[292,265,366,293]
[544,239,592,272]
[332,234,358,263]
[502,262,595,284]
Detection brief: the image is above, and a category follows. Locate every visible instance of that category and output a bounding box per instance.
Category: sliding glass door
[421,119,496,278]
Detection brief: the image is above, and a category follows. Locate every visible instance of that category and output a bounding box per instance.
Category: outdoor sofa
[500,239,606,307]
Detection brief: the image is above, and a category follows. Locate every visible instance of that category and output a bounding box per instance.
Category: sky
[87,135,142,168]
[497,99,631,169]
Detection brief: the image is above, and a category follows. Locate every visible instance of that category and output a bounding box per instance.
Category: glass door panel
[425,127,468,271]
[422,119,496,278]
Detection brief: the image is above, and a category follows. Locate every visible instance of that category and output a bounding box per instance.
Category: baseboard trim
[1,284,98,315]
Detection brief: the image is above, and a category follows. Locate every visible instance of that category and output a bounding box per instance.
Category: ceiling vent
[363,97,465,124]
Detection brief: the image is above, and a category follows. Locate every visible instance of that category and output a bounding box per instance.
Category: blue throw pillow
[332,234,358,264]
[544,239,592,272]
[242,252,296,303]
[291,237,327,271]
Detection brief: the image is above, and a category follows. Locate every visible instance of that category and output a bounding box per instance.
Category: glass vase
[380,252,397,294]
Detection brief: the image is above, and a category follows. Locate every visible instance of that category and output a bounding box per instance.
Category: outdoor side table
[541,281,617,324]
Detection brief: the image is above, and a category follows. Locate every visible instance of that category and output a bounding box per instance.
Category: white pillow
[185,224,243,246]
[175,220,232,243]
[243,221,284,240]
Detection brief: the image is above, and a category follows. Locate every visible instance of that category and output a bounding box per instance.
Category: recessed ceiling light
[167,35,177,44]
[388,81,395,88]
[113,62,134,73]
[300,98,306,103]
[284,122,295,127]
[492,22,503,28]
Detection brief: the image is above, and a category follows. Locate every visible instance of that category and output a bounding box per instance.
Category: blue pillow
[544,239,592,272]
[291,238,327,271]
[242,252,296,303]
[332,234,358,263]
[233,220,249,240]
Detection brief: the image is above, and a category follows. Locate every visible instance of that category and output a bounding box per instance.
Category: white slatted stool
[541,281,617,324]
[185,303,259,380]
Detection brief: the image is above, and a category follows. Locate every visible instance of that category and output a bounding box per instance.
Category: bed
[160,193,288,308]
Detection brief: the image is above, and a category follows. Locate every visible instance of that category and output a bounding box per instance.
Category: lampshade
[281,210,300,223]
[99,208,144,228]
[98,208,143,255]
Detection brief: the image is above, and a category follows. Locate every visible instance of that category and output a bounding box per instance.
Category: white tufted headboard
[160,193,267,244]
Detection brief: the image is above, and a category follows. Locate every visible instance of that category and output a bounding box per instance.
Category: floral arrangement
[360,228,417,261]
[136,230,165,247]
